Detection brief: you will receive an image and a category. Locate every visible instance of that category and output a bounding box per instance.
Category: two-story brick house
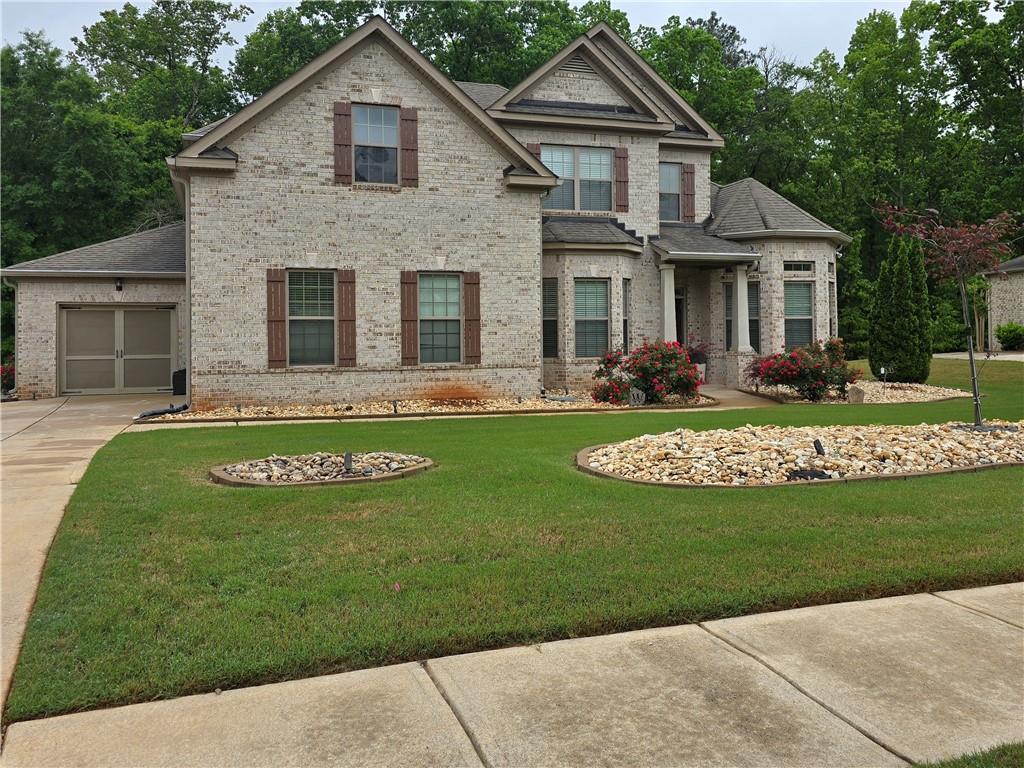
[4,17,849,405]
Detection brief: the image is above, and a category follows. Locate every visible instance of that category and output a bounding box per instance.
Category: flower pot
[696,363,707,382]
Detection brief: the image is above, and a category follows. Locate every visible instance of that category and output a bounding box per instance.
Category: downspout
[167,160,192,406]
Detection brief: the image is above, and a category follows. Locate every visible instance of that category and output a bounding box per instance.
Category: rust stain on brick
[417,382,491,402]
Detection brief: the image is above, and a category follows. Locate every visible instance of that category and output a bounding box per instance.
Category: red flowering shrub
[592,340,702,404]
[0,364,14,393]
[746,338,860,402]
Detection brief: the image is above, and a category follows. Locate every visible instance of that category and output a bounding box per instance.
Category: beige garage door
[61,307,176,394]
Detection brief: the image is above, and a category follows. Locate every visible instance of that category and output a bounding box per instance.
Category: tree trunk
[958,276,983,427]
[974,305,985,353]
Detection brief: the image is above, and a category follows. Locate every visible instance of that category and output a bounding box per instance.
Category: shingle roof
[454,81,508,109]
[988,255,1024,274]
[542,217,642,247]
[505,100,657,122]
[654,225,755,255]
[708,178,850,243]
[2,223,186,277]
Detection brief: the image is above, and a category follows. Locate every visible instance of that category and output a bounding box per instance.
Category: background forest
[2,0,1021,361]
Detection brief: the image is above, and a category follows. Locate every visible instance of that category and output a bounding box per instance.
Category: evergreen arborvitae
[868,243,896,378]
[869,237,931,382]
[908,239,932,382]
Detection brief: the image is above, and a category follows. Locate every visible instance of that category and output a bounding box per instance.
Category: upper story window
[659,162,681,221]
[784,261,814,273]
[541,145,613,212]
[353,105,398,184]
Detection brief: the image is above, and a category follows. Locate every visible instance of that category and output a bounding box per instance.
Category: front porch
[653,228,760,387]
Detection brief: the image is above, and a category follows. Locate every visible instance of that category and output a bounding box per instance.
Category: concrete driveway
[0,394,182,713]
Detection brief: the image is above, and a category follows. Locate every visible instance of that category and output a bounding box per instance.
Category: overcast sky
[2,1,914,67]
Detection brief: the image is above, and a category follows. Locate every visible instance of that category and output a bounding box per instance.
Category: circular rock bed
[580,420,1024,487]
[749,380,970,405]
[211,451,431,486]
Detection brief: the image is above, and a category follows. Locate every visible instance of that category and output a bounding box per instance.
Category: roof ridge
[708,180,748,233]
[8,222,185,270]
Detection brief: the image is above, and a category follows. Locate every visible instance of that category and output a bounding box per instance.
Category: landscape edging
[209,458,435,487]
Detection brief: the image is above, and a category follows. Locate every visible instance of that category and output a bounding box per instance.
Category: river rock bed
[584,420,1024,486]
[220,452,427,484]
[753,380,970,404]
[158,392,713,420]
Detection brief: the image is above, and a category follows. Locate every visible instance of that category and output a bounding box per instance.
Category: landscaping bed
[151,392,716,421]
[745,380,971,405]
[212,451,431,486]
[581,420,1023,486]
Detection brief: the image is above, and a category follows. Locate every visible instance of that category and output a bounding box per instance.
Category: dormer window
[353,105,399,184]
[541,145,613,212]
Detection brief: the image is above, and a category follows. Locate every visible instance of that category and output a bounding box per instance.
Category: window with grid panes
[575,279,609,357]
[288,271,335,366]
[418,274,461,363]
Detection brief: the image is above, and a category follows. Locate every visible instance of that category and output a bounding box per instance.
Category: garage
[1,222,187,399]
[60,306,177,394]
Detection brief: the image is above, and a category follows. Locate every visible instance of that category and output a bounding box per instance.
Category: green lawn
[6,358,1023,723]
[921,743,1024,768]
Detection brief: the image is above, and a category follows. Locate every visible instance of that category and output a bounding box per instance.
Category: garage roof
[1,223,186,279]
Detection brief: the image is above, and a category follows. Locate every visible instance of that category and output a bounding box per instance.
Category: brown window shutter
[399,107,418,188]
[682,163,696,222]
[337,269,356,366]
[463,272,481,364]
[614,146,629,213]
[400,271,419,365]
[267,269,287,368]
[526,143,541,161]
[334,101,352,185]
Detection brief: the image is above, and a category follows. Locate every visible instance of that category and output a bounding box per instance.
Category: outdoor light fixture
[391,400,399,414]
[344,452,353,472]
[114,278,123,291]
[814,439,826,456]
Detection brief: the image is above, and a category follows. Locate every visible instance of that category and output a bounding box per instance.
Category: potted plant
[686,337,708,382]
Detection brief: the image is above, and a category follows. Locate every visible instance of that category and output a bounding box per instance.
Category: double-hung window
[541,146,613,212]
[419,273,461,363]
[723,281,761,352]
[542,278,558,358]
[659,162,681,221]
[575,279,609,357]
[353,105,399,184]
[288,270,335,366]
[784,282,814,349]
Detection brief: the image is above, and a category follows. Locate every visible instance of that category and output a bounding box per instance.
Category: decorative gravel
[752,380,970,404]
[583,420,1024,486]
[157,392,715,420]
[219,452,427,484]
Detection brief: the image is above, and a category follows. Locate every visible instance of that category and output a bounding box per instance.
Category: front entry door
[61,307,175,394]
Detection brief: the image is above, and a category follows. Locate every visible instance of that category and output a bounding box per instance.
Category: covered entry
[61,306,177,394]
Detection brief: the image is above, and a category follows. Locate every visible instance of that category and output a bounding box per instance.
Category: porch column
[735,264,754,353]
[659,263,677,342]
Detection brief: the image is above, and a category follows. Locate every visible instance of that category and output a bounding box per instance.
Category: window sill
[351,182,402,193]
[542,209,616,217]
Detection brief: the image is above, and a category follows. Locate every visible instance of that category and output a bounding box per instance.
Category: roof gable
[585,23,724,146]
[488,35,673,130]
[175,17,553,185]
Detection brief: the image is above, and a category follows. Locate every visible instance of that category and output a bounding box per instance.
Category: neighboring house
[3,17,849,405]
[986,255,1024,351]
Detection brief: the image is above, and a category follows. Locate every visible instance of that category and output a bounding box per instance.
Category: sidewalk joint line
[420,661,492,768]
[697,623,916,766]
[928,592,1023,630]
[1,397,69,442]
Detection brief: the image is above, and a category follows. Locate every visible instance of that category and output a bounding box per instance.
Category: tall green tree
[71,0,251,126]
[869,238,931,382]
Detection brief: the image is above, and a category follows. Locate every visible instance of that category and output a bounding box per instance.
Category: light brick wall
[523,68,629,106]
[12,277,186,398]
[988,272,1024,350]
[188,41,545,407]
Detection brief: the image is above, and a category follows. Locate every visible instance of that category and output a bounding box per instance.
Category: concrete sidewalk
[0,395,181,714]
[3,583,1021,767]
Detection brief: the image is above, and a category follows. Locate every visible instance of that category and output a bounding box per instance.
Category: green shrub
[869,237,931,382]
[996,322,1024,351]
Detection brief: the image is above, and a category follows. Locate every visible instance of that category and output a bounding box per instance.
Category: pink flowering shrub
[746,338,860,402]
[0,364,14,393]
[592,340,702,404]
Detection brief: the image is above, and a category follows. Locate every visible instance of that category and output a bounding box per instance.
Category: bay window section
[541,145,613,211]
[353,105,399,184]
[288,270,335,366]
[575,279,609,357]
[418,273,462,363]
[659,162,681,221]
[784,282,814,349]
[579,148,612,211]
[541,146,575,210]
[622,278,631,350]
